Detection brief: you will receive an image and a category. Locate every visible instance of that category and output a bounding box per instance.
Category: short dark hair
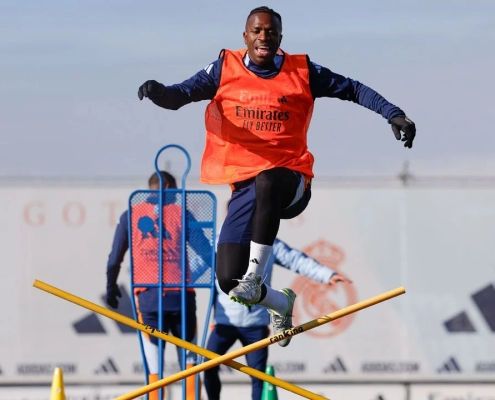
[148,170,177,189]
[247,6,282,27]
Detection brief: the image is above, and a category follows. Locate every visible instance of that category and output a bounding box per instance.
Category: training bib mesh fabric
[128,190,215,289]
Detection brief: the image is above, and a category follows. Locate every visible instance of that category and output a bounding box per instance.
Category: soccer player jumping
[137,6,416,348]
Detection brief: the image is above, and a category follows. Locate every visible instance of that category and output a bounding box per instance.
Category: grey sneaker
[228,272,262,306]
[269,288,297,347]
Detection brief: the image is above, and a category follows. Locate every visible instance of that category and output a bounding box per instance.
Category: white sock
[258,285,289,315]
[246,241,272,277]
[141,333,159,374]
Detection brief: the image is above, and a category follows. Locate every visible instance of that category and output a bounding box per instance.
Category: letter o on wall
[63,201,86,227]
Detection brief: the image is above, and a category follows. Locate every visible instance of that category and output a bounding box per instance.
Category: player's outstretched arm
[272,238,351,286]
[137,59,222,110]
[309,60,416,148]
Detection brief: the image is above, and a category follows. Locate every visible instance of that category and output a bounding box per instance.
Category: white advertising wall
[1,183,494,386]
[2,383,494,400]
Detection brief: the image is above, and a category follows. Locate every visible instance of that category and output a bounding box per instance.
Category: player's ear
[243,31,248,45]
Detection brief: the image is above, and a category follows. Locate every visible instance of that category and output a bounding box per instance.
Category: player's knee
[217,274,238,294]
[255,169,280,194]
[216,243,250,293]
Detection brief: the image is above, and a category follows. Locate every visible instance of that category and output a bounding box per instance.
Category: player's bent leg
[220,250,263,306]
[216,243,251,294]
[280,174,312,220]
[216,242,264,306]
[230,168,301,306]
[251,167,301,244]
[216,183,260,305]
[216,170,307,309]
[228,169,301,306]
[257,175,310,346]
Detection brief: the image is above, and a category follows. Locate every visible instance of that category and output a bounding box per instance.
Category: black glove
[106,284,122,309]
[137,80,165,100]
[391,115,416,149]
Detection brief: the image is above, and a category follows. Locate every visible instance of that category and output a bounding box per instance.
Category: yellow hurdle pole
[32,280,328,400]
[115,286,406,400]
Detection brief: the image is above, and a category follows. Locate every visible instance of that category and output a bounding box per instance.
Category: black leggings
[216,167,301,294]
[252,167,301,244]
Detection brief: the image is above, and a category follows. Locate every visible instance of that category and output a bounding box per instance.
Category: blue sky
[2,0,495,180]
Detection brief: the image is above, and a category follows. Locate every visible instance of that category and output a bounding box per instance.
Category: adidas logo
[133,362,144,374]
[437,357,461,373]
[323,357,347,373]
[249,258,259,264]
[94,358,119,375]
[72,285,135,334]
[476,362,495,372]
[444,283,495,333]
[133,361,182,374]
[277,96,287,103]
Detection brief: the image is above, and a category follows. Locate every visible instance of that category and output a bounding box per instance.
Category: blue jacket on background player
[204,233,351,400]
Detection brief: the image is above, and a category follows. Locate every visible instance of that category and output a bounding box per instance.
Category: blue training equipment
[128,144,217,400]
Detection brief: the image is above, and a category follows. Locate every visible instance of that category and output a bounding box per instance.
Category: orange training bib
[200,48,315,185]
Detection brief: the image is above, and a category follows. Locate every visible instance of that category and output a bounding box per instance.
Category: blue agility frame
[128,144,217,400]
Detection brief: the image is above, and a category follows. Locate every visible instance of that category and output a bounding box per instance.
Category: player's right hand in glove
[391,115,416,149]
[106,284,122,309]
[138,80,165,100]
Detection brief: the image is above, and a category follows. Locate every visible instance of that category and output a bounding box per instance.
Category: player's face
[243,13,282,66]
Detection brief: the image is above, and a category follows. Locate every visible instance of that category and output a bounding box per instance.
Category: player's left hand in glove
[391,115,416,149]
[138,80,165,100]
[106,284,122,309]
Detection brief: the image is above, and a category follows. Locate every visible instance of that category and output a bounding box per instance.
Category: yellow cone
[50,367,66,400]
